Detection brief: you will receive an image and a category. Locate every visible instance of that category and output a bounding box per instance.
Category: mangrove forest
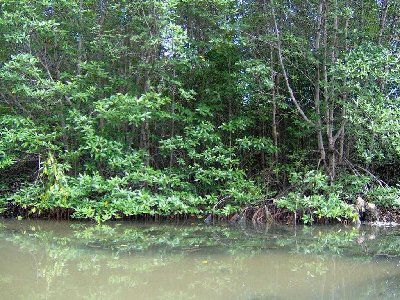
[1,0,400,224]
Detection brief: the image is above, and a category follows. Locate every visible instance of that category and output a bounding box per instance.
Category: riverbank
[234,201,400,227]
[2,199,400,227]
[1,164,399,225]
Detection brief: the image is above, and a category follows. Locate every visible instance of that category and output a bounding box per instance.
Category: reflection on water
[0,220,399,300]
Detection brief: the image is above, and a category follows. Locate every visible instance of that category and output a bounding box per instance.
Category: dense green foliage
[1,0,400,222]
[276,170,359,224]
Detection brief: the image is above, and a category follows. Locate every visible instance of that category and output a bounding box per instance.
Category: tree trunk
[271,50,279,163]
[314,0,326,168]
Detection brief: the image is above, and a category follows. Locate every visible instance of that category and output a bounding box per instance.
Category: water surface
[0,220,399,299]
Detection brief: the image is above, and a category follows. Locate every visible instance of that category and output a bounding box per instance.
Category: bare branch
[271,1,313,124]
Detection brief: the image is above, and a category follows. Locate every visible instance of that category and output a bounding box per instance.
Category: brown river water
[0,219,399,299]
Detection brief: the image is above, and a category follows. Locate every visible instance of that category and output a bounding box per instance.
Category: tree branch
[271,1,313,124]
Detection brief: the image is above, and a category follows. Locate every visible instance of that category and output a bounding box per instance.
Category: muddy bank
[216,199,400,227]
[2,199,400,226]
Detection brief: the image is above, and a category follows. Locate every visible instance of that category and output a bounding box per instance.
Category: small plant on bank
[276,170,358,224]
[366,186,400,208]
